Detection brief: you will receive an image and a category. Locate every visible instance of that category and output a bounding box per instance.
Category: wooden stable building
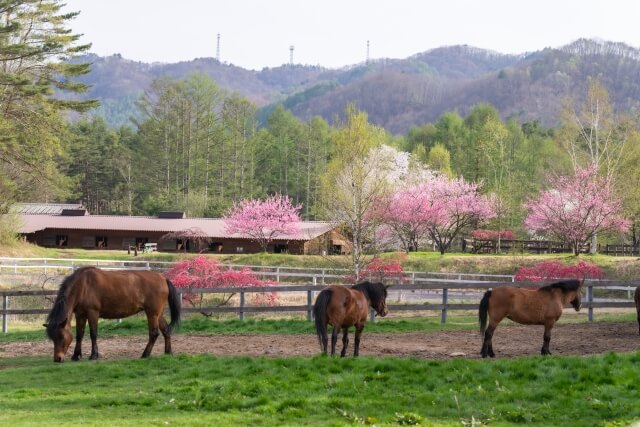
[14,203,350,255]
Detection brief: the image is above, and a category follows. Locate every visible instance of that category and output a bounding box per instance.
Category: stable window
[56,235,68,247]
[95,236,108,248]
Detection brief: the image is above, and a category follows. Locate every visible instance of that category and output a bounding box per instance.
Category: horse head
[44,317,73,363]
[569,279,584,312]
[370,282,390,317]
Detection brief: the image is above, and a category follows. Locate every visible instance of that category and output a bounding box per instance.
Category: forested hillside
[3,1,640,255]
[76,39,640,134]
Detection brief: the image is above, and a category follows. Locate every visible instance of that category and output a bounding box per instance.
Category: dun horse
[635,286,640,335]
[479,279,583,357]
[45,266,181,362]
[313,281,389,357]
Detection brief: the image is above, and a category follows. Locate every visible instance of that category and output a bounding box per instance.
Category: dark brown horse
[313,281,389,357]
[45,266,181,362]
[635,286,640,335]
[479,279,583,357]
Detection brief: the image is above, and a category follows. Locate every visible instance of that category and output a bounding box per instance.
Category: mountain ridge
[75,38,640,133]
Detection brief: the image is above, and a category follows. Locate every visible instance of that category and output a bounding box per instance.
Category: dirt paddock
[1,321,639,361]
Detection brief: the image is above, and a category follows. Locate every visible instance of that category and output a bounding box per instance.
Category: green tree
[0,0,97,213]
[321,104,390,279]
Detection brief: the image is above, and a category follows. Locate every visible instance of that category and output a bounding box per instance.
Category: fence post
[2,294,8,333]
[441,288,448,324]
[370,307,375,322]
[239,290,245,321]
[276,267,280,283]
[587,284,593,322]
[308,277,317,321]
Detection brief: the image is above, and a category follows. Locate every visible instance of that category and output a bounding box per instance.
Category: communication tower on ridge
[366,40,370,65]
[216,33,221,62]
[289,45,294,68]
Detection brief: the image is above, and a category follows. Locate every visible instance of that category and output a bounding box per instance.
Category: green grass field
[1,352,639,426]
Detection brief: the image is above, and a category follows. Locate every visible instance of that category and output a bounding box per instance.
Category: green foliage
[0,0,98,207]
[0,352,639,425]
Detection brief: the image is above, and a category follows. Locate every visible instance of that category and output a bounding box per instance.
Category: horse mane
[538,279,582,293]
[45,267,91,339]
[351,281,386,304]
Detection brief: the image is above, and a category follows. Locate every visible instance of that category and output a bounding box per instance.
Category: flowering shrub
[349,255,408,284]
[470,229,515,240]
[164,256,279,309]
[514,260,604,283]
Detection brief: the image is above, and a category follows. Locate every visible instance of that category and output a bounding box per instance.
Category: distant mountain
[74,39,640,133]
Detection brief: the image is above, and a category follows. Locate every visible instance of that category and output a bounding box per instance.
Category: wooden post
[276,267,280,283]
[308,276,317,321]
[2,295,8,333]
[239,290,245,321]
[441,288,448,324]
[369,307,375,322]
[587,285,593,322]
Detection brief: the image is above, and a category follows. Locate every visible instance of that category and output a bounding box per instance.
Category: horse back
[490,286,562,325]
[70,267,169,318]
[325,285,369,327]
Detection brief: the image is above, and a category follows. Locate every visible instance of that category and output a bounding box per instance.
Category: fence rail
[2,280,638,333]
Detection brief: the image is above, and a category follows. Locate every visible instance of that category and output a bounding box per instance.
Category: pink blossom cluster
[470,229,516,241]
[514,260,605,283]
[373,176,495,253]
[223,194,301,250]
[524,166,629,255]
[164,256,279,307]
[348,256,407,284]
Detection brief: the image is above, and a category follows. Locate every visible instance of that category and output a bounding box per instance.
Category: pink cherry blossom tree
[376,176,495,254]
[223,194,302,252]
[524,166,629,255]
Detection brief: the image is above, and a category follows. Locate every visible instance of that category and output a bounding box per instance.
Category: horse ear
[58,318,68,327]
[42,323,48,328]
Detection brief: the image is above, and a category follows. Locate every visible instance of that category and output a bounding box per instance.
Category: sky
[61,0,640,70]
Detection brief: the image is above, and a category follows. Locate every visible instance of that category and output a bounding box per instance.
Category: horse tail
[165,278,181,332]
[46,267,84,340]
[313,288,332,350]
[479,289,492,335]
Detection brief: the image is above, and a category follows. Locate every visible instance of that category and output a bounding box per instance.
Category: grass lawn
[0,352,639,426]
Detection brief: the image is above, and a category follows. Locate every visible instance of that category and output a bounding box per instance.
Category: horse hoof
[89,353,100,360]
[71,355,82,361]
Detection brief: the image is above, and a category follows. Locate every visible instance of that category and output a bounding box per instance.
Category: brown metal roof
[17,214,336,241]
[13,203,85,215]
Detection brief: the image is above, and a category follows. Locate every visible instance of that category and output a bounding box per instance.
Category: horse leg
[330,325,339,356]
[142,311,160,358]
[353,324,364,357]
[481,322,498,358]
[71,314,87,361]
[541,323,554,355]
[158,316,172,355]
[320,323,329,355]
[87,312,100,360]
[340,327,349,357]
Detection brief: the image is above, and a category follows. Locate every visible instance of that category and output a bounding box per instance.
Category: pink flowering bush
[348,255,408,284]
[470,229,515,241]
[514,260,604,283]
[223,194,301,252]
[164,256,279,309]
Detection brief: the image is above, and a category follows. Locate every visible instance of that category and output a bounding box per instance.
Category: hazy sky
[61,0,640,70]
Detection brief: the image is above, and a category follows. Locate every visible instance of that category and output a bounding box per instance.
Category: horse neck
[354,285,373,307]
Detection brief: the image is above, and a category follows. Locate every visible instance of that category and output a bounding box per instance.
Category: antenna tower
[366,40,370,65]
[289,45,294,68]
[216,33,221,62]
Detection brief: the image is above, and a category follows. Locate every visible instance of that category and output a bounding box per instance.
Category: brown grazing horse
[45,266,181,362]
[479,279,583,357]
[635,286,640,335]
[313,281,389,357]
